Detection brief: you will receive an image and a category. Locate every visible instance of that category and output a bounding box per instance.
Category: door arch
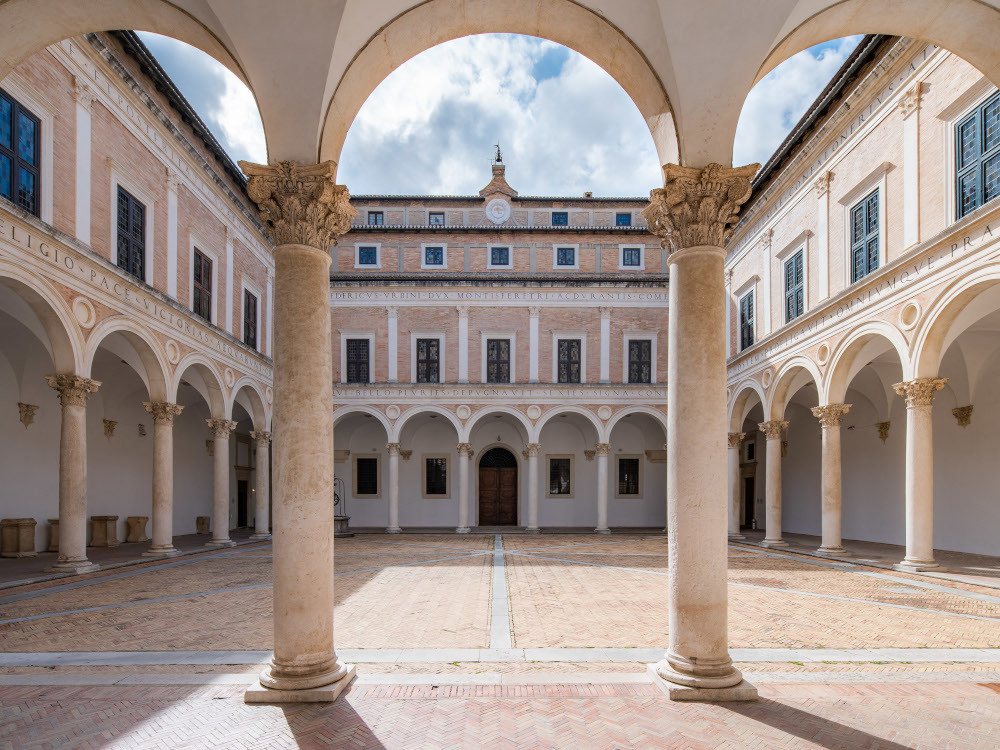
[478,447,518,526]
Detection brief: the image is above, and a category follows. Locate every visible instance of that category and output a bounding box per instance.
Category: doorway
[742,475,755,530]
[237,479,249,528]
[478,447,518,525]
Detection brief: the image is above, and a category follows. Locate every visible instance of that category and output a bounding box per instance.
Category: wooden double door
[478,448,518,526]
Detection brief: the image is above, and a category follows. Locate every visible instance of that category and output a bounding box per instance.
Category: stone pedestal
[334,516,354,538]
[89,515,119,547]
[126,516,149,543]
[1,518,37,557]
[47,518,59,552]
[196,516,211,534]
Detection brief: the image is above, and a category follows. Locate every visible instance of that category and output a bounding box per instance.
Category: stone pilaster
[250,430,272,540]
[143,402,184,557]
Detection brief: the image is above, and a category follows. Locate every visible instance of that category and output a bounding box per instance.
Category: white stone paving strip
[490,534,514,649]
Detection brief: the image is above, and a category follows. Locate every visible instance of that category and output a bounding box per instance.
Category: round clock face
[485,198,511,224]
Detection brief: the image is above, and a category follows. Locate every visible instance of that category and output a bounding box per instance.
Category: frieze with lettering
[332,290,669,305]
[334,385,667,401]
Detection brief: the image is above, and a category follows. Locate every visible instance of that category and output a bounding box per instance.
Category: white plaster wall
[172,402,215,535]
[399,420,460,528]
[780,401,822,536]
[607,419,666,528]
[336,420,389,528]
[537,421,599,528]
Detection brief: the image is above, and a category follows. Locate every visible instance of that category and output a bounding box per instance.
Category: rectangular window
[956,92,1000,219]
[489,246,511,267]
[739,291,754,351]
[355,457,379,496]
[784,250,804,322]
[416,337,440,383]
[367,211,383,226]
[548,457,572,496]
[615,212,631,226]
[850,190,879,283]
[556,338,582,383]
[243,290,258,350]
[617,457,640,496]
[428,211,445,225]
[556,246,576,266]
[486,338,511,383]
[346,338,370,383]
[551,211,568,225]
[0,88,39,216]
[628,339,652,384]
[423,246,444,266]
[424,457,448,496]
[746,441,756,462]
[116,186,146,282]
[621,247,642,267]
[192,249,212,322]
[357,246,379,266]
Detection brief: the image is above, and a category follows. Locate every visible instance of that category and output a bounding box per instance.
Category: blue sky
[137,32,862,196]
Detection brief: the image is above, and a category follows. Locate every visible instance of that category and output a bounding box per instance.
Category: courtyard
[1,533,998,747]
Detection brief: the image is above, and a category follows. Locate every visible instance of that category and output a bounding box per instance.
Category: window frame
[546,454,575,498]
[487,244,513,269]
[848,189,880,284]
[783,248,805,323]
[615,454,643,498]
[339,332,375,384]
[191,246,214,323]
[552,333,586,384]
[0,87,40,217]
[618,244,645,270]
[428,211,445,226]
[954,90,1000,220]
[353,454,381,498]
[354,242,382,269]
[0,77,53,224]
[838,162,890,288]
[410,332,445,384]
[110,170,155,284]
[481,332,516,383]
[367,210,384,226]
[420,242,448,269]
[551,211,569,226]
[615,212,631,227]
[115,185,148,283]
[242,284,260,350]
[552,244,580,270]
[421,454,451,498]
[623,333,656,384]
[739,289,755,352]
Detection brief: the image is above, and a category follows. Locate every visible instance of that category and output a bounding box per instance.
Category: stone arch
[319,0,678,169]
[533,405,604,443]
[171,351,226,417]
[391,404,463,443]
[333,404,394,437]
[603,405,668,443]
[766,355,823,420]
[824,320,911,404]
[0,262,83,374]
[728,380,766,433]
[228,376,268,430]
[462,405,534,443]
[911,262,1000,379]
[83,315,169,402]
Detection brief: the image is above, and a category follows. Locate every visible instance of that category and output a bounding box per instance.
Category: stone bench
[126,516,149,543]
[89,515,119,547]
[1,518,36,557]
[48,518,59,552]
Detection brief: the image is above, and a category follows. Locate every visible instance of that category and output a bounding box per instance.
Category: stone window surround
[420,242,448,269]
[352,453,381,499]
[481,330,516,383]
[241,277,263,351]
[354,241,382,269]
[775,230,811,324]
[838,161,892,288]
[188,233,219,324]
[545,453,575,498]
[622,331,657,384]
[109,159,156,284]
[339,330,375,384]
[0,72,54,225]
[552,243,580,270]
[421,453,451,498]
[551,330,587,384]
[615,453,643,498]
[733,274,759,352]
[409,330,446,384]
[487,243,513,269]
[618,243,645,270]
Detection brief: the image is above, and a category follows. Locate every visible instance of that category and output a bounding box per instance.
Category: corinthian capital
[893,378,947,407]
[727,432,745,448]
[144,401,184,425]
[758,419,788,440]
[239,160,356,250]
[206,418,237,439]
[250,429,272,445]
[46,375,100,407]
[641,162,759,253]
[811,403,851,428]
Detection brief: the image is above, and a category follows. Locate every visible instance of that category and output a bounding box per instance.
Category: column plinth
[595,443,610,533]
[205,418,237,548]
[250,430,272,540]
[456,443,472,532]
[143,402,184,557]
[525,443,540,532]
[811,404,851,556]
[727,432,745,540]
[758,419,789,547]
[642,161,759,702]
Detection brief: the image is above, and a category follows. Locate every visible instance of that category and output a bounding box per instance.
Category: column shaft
[812,404,851,555]
[526,444,540,531]
[727,433,744,540]
[250,431,272,540]
[456,443,471,532]
[595,443,610,533]
[759,421,788,548]
[387,443,401,532]
[144,402,183,556]
[206,419,236,547]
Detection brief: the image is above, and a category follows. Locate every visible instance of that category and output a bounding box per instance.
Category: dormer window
[367,211,383,226]
[429,211,445,225]
[488,245,512,269]
[616,212,631,226]
[552,211,568,226]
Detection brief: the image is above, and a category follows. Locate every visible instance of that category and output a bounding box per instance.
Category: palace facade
[0,32,274,568]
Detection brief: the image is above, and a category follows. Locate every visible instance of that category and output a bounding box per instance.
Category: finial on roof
[494,143,503,164]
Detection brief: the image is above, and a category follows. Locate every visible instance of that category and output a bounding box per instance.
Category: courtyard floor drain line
[490,534,513,649]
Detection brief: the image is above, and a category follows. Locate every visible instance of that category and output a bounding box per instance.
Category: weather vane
[494,142,503,164]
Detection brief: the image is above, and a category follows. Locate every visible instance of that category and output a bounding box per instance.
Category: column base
[455,527,470,534]
[44,559,99,574]
[205,539,236,548]
[815,545,849,557]
[249,532,272,541]
[525,527,540,534]
[760,538,788,548]
[728,533,746,541]
[893,559,943,573]
[647,664,757,702]
[142,545,182,558]
[386,526,402,534]
[246,664,356,704]
[595,527,610,535]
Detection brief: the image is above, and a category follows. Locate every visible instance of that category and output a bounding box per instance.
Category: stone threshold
[4,648,1000,667]
[348,527,666,535]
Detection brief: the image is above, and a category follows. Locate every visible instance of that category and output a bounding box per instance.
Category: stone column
[143,402,184,557]
[44,375,101,574]
[240,159,357,700]
[525,443,540,532]
[386,442,401,533]
[643,162,759,700]
[811,404,851,555]
[456,443,473,532]
[599,307,611,383]
[727,432,745,540]
[205,418,236,547]
[595,443,610,533]
[758,419,788,547]
[528,306,540,382]
[893,378,947,572]
[250,430,272,540]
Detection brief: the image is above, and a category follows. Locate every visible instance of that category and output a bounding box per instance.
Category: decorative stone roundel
[165,339,181,365]
[385,404,401,420]
[526,405,541,420]
[224,367,236,387]
[456,404,471,420]
[265,386,273,404]
[597,405,613,420]
[72,297,96,329]
[899,300,921,330]
[816,342,830,366]
[761,369,773,389]
[485,198,511,225]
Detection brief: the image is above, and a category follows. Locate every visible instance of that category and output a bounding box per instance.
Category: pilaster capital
[814,171,832,198]
[525,443,541,457]
[641,162,759,253]
[528,306,541,317]
[46,375,100,407]
[73,76,94,111]
[952,405,973,428]
[898,81,924,119]
[727,432,745,448]
[239,160,356,251]
[165,169,182,193]
[456,305,470,319]
[595,442,611,457]
[758,419,788,440]
[205,418,236,439]
[456,442,474,457]
[599,306,612,318]
[143,401,184,425]
[386,442,401,455]
[18,402,38,429]
[386,305,398,318]
[250,429,272,445]
[811,403,852,428]
[893,378,947,408]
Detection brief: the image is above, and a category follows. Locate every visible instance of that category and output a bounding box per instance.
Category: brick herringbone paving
[1,682,997,748]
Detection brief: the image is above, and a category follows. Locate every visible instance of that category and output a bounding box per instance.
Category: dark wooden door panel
[498,468,517,525]
[479,468,499,525]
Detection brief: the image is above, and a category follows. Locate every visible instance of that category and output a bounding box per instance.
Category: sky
[137,32,863,197]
